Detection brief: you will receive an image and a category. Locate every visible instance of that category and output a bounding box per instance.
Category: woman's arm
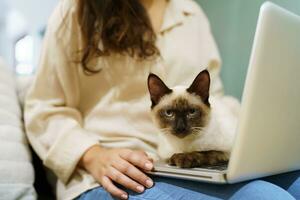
[24,23,100,183]
[24,2,154,199]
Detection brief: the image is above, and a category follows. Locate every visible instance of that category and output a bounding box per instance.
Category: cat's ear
[187,70,210,106]
[148,73,172,108]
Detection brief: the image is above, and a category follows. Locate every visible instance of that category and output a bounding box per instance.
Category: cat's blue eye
[188,108,196,116]
[164,109,174,117]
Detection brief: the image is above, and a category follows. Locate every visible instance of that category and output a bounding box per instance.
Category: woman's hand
[79,145,154,199]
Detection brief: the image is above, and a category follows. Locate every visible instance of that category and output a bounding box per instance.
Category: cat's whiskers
[190,127,204,135]
[191,131,200,136]
[191,127,204,131]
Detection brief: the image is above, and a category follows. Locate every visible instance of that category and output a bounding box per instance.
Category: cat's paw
[168,152,200,168]
[168,151,229,168]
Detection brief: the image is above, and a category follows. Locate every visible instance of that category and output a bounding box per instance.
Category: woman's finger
[148,157,154,163]
[113,159,154,188]
[138,151,154,164]
[120,150,153,171]
[107,166,145,193]
[101,176,128,200]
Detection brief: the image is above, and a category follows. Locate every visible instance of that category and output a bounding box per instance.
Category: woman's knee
[288,176,300,199]
[229,180,295,200]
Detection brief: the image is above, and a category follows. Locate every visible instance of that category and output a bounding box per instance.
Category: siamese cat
[147,70,235,168]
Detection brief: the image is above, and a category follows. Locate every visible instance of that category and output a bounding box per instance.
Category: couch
[0,58,37,200]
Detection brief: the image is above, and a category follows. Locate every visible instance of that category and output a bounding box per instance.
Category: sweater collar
[159,0,196,34]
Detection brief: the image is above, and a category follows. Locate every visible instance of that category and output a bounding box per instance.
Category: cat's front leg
[168,151,229,168]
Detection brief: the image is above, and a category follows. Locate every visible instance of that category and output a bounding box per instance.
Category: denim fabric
[77,171,300,200]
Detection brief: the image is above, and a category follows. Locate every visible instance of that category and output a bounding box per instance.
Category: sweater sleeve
[24,0,99,184]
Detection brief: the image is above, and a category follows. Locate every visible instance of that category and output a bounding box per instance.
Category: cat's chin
[170,131,203,140]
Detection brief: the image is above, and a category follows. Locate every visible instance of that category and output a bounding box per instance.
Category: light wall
[196,0,300,99]
[0,0,58,68]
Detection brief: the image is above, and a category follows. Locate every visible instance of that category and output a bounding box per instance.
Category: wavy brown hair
[77,0,159,74]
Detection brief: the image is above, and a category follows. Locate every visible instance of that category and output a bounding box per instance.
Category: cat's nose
[176,125,186,133]
[175,129,187,135]
[175,118,187,133]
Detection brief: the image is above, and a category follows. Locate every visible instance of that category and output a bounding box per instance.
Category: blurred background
[0,0,300,99]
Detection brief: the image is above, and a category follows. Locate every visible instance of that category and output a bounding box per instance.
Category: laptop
[149,2,300,184]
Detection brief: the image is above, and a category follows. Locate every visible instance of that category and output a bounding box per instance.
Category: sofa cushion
[0,58,37,200]
[16,75,34,108]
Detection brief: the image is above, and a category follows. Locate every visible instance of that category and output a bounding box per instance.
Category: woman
[24,0,300,199]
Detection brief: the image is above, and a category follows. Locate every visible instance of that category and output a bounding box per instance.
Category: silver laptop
[150,2,300,184]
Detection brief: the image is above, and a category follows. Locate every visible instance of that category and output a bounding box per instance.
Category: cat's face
[147,70,211,138]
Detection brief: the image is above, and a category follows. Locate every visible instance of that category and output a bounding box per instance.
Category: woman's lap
[263,170,300,199]
[78,171,300,200]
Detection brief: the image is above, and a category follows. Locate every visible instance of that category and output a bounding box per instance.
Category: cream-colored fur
[152,86,240,161]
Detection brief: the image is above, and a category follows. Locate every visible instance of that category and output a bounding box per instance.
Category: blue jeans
[77,171,300,200]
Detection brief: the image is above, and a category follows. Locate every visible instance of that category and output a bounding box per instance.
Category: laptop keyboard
[199,162,228,171]
[155,161,228,172]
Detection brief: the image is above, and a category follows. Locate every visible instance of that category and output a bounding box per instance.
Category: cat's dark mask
[147,70,211,138]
